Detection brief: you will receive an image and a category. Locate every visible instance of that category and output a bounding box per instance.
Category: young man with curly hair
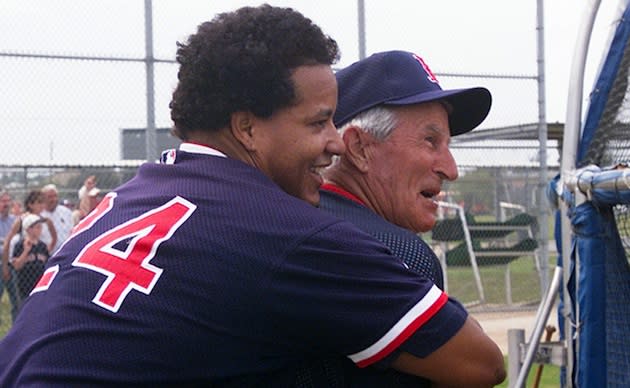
[0,5,504,387]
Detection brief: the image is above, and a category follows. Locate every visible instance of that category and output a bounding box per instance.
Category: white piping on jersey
[348,284,444,364]
[179,142,227,158]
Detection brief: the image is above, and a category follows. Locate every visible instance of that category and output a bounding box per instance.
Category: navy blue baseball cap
[333,50,492,136]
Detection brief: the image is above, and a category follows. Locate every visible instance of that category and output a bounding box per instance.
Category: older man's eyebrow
[425,124,452,144]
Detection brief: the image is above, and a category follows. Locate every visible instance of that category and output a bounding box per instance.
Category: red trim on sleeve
[355,291,449,368]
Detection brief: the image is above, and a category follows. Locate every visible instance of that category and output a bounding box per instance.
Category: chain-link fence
[1,1,550,332]
[424,160,559,310]
[0,0,543,164]
[0,164,141,203]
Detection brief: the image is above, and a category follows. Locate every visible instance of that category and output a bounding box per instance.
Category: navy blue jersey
[0,144,466,386]
[319,186,444,289]
[318,185,446,388]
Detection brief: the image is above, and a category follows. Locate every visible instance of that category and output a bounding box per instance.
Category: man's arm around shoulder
[391,316,506,387]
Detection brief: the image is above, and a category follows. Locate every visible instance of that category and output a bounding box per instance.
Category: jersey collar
[321,183,366,206]
[179,142,227,158]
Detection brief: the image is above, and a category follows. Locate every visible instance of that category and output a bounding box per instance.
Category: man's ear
[342,126,371,173]
[229,111,256,151]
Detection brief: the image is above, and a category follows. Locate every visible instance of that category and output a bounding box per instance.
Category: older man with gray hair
[321,50,491,283]
[319,51,495,386]
[40,184,73,254]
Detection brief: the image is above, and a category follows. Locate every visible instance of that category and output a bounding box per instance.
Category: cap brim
[383,87,492,136]
[22,216,44,231]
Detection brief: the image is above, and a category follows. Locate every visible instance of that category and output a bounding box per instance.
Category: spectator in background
[0,191,15,244]
[10,201,22,217]
[41,184,74,254]
[2,189,57,320]
[0,190,17,323]
[77,175,97,201]
[9,214,49,310]
[72,186,101,225]
[61,199,75,211]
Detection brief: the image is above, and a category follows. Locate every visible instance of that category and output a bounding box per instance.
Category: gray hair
[328,106,398,167]
[337,105,398,141]
[41,184,58,193]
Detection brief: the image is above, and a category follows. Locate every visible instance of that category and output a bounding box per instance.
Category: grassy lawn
[445,255,550,306]
[0,291,12,338]
[498,356,561,387]
[427,210,556,306]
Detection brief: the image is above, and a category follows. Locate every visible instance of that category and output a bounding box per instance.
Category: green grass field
[497,356,561,387]
[445,255,551,306]
[0,291,13,338]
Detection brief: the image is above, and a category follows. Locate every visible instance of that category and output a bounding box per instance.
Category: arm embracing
[391,316,506,387]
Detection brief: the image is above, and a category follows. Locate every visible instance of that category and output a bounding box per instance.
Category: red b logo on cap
[412,54,439,84]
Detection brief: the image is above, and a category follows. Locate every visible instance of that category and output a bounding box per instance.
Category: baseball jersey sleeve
[267,219,467,369]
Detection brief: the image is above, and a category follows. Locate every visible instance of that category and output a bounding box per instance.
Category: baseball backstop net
[557,1,630,386]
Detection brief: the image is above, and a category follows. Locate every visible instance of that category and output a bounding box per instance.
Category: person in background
[9,214,49,309]
[319,50,493,387]
[10,201,22,217]
[61,198,75,211]
[0,191,16,237]
[41,184,74,254]
[77,175,97,202]
[2,189,57,318]
[0,190,17,323]
[12,190,57,254]
[0,5,504,386]
[71,186,101,225]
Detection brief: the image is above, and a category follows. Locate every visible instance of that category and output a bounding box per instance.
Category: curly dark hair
[169,4,340,137]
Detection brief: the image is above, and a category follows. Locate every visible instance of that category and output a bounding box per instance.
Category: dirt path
[472,308,559,354]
